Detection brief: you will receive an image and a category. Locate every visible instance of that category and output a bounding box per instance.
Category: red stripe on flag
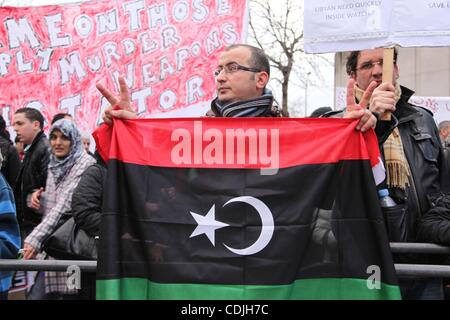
[93,118,380,170]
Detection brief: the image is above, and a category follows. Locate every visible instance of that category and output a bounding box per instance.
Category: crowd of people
[0,43,449,300]
[0,109,99,299]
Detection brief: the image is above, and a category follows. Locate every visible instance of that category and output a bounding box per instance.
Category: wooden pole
[381,47,394,120]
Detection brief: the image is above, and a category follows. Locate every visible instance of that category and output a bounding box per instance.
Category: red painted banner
[0,0,248,134]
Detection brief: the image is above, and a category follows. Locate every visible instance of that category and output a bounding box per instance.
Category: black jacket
[325,86,449,242]
[0,136,21,189]
[71,159,106,237]
[417,193,450,246]
[15,131,50,235]
[382,86,449,241]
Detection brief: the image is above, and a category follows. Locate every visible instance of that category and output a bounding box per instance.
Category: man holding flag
[92,44,401,300]
[97,44,377,128]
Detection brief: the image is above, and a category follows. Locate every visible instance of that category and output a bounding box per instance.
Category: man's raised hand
[344,78,378,132]
[96,76,137,125]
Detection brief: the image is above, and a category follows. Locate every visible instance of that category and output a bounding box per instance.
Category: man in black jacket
[346,47,450,299]
[418,193,450,246]
[13,108,50,238]
[417,193,450,300]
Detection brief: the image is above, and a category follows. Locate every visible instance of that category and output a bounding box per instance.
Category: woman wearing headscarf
[22,119,95,300]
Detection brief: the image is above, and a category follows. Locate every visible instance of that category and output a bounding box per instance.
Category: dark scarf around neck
[211,89,280,117]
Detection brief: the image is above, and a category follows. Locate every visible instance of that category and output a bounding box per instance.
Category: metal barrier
[0,243,449,277]
[0,259,96,272]
[390,242,450,254]
[395,264,450,277]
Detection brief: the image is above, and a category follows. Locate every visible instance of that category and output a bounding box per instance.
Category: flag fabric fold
[93,117,400,300]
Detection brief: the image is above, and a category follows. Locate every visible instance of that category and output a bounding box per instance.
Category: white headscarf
[48,119,84,185]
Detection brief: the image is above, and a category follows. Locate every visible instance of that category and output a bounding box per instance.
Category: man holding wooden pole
[346,47,449,300]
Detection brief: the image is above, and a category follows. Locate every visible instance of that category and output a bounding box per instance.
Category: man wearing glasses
[346,47,450,300]
[98,44,376,130]
[206,44,281,118]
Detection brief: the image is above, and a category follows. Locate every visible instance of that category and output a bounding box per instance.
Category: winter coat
[385,87,449,241]
[325,86,449,242]
[417,193,450,245]
[14,131,50,236]
[71,161,106,237]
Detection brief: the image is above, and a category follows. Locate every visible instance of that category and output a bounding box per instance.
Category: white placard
[305,0,450,53]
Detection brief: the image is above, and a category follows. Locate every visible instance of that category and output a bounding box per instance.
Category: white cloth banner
[335,86,450,124]
[409,96,450,125]
[305,0,450,53]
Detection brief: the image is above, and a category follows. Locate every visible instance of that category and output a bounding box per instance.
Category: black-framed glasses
[357,60,383,71]
[213,62,261,77]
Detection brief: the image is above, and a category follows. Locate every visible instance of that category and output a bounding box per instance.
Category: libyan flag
[93,117,400,300]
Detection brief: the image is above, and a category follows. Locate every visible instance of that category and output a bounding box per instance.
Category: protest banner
[0,0,248,134]
[305,0,450,120]
[304,0,450,54]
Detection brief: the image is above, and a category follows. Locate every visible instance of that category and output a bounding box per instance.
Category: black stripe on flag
[97,159,397,287]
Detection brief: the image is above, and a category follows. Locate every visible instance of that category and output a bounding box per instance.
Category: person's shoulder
[413,105,434,118]
[79,163,106,186]
[34,131,48,142]
[87,162,107,174]
[0,174,13,193]
[321,109,344,118]
[32,133,50,153]
[400,86,434,118]
[405,103,440,136]
[7,141,19,154]
[0,135,10,146]
[0,173,8,187]
[408,103,438,128]
[78,152,97,170]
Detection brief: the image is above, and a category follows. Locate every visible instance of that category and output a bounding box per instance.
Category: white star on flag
[190,204,229,246]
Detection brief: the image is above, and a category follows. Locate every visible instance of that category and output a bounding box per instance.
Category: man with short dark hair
[97,44,376,129]
[346,47,449,300]
[13,108,50,237]
[207,44,279,117]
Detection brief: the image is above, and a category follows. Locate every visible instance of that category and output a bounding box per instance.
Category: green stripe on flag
[96,278,401,300]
